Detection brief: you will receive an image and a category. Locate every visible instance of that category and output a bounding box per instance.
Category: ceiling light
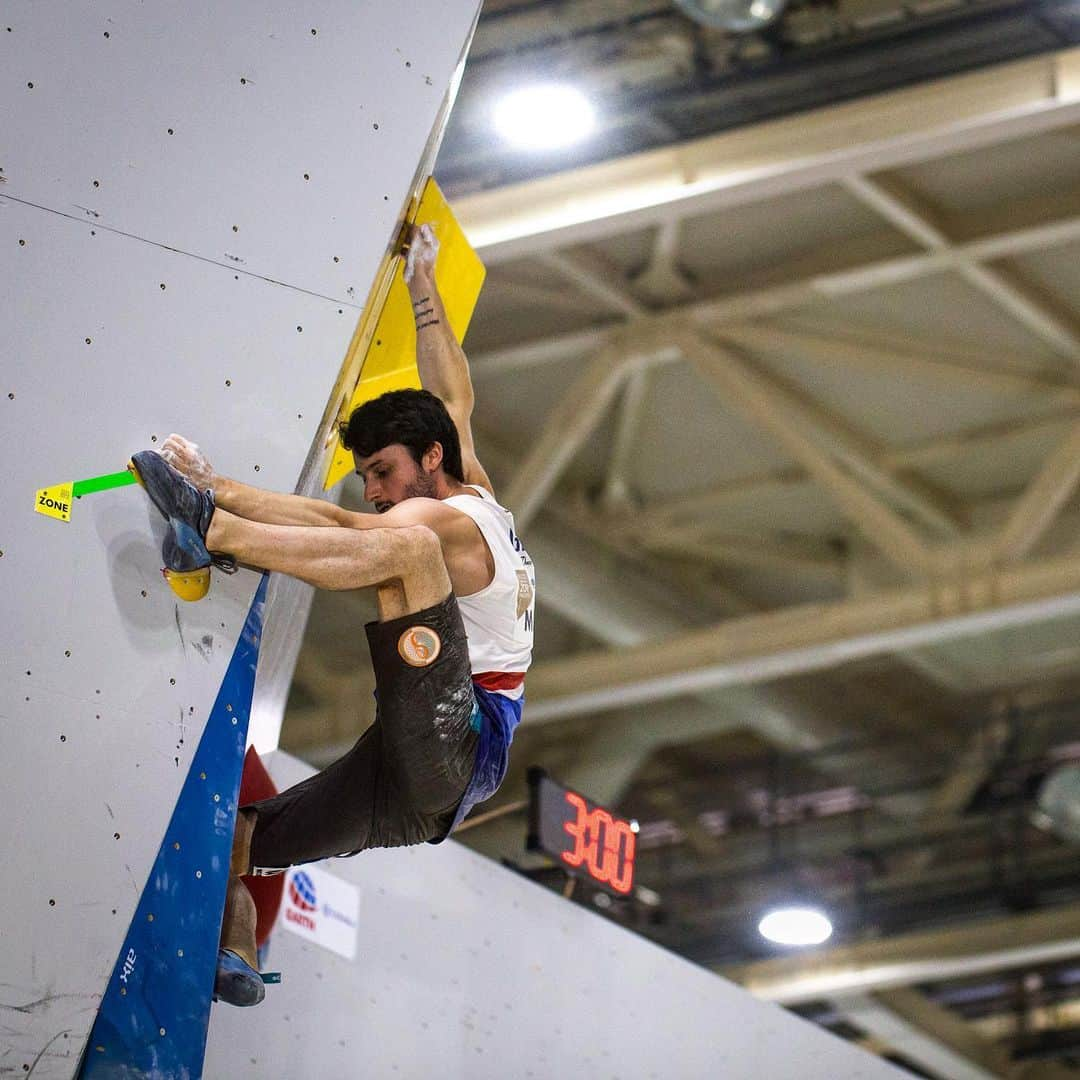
[758,906,833,946]
[1034,763,1080,843]
[493,84,595,151]
[674,0,787,33]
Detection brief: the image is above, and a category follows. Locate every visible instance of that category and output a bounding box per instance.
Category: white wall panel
[2,2,471,303]
[0,2,481,1075]
[204,753,906,1079]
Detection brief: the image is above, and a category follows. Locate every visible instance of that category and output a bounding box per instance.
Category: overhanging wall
[0,3,480,1075]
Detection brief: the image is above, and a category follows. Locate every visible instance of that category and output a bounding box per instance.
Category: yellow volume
[323,178,486,491]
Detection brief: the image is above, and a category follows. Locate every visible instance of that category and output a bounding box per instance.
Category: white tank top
[443,485,535,695]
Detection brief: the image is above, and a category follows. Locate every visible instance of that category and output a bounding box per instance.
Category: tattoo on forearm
[416,319,441,330]
[411,296,431,309]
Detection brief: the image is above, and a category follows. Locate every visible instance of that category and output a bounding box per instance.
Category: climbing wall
[204,753,907,1079]
[0,2,480,1076]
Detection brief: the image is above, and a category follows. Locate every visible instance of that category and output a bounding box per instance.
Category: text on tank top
[442,486,534,695]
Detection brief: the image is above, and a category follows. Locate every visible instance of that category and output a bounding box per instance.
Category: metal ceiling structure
[279,4,1080,1076]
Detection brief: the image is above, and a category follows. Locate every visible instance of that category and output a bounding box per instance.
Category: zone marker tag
[35,483,74,521]
[35,469,137,522]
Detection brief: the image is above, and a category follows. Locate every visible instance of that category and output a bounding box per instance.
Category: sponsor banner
[278,865,360,960]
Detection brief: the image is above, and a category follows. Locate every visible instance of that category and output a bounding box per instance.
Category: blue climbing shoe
[129,450,235,601]
[213,948,266,1007]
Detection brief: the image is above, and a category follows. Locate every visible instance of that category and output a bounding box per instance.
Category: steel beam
[842,992,1007,1080]
[993,420,1080,562]
[602,364,652,510]
[460,52,1080,261]
[636,524,846,582]
[843,174,1080,365]
[724,322,1080,411]
[629,409,1080,534]
[523,553,1080,722]
[676,329,935,574]
[501,340,631,529]
[633,218,695,303]
[718,329,964,537]
[469,198,1080,380]
[540,249,649,319]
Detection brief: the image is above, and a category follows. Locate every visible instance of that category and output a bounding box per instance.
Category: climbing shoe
[213,948,266,1007]
[129,450,235,601]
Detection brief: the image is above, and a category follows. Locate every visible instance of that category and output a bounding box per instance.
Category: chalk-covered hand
[403,223,439,287]
[159,433,216,492]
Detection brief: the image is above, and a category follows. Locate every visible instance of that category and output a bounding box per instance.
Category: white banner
[278,865,360,960]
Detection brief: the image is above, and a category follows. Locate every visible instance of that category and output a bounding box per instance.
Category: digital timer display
[527,768,638,896]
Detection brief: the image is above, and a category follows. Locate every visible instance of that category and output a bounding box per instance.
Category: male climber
[129,224,535,1006]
